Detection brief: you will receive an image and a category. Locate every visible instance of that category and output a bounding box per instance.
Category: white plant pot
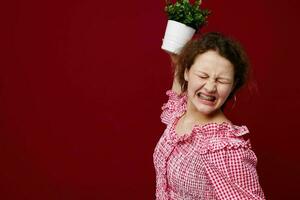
[161,20,196,54]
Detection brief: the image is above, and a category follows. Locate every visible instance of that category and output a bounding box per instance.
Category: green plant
[165,0,210,31]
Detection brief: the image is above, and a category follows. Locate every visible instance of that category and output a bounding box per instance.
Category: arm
[168,53,182,94]
[203,148,265,200]
[160,53,186,125]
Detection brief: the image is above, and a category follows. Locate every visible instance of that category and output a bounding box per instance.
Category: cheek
[218,85,233,98]
[187,78,205,91]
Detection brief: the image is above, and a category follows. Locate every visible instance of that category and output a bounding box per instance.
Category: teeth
[197,93,216,101]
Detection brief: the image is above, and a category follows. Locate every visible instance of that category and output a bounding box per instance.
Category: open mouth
[196,92,216,102]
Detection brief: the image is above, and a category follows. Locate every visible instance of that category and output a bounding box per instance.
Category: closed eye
[197,75,208,79]
[217,79,232,84]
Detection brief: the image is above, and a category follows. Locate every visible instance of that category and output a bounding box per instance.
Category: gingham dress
[153,90,265,200]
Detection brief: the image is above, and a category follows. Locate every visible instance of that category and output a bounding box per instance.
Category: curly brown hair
[177,32,250,101]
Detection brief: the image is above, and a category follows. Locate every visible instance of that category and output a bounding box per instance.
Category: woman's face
[184,50,235,115]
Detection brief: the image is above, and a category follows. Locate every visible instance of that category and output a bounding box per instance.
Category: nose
[204,79,217,93]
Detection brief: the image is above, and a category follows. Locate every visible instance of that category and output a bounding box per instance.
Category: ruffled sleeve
[160,90,187,125]
[195,125,265,200]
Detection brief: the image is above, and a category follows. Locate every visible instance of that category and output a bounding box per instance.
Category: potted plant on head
[161,0,210,54]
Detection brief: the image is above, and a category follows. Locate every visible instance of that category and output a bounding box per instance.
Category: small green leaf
[164,0,211,31]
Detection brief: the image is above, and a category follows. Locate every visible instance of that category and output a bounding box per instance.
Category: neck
[185,101,227,124]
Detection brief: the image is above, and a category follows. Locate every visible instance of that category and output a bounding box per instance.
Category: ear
[184,69,189,81]
[232,80,238,90]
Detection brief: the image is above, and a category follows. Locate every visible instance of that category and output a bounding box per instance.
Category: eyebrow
[195,71,232,80]
[195,70,208,75]
[217,77,232,80]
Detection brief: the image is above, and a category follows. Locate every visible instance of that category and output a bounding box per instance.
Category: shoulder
[192,122,252,155]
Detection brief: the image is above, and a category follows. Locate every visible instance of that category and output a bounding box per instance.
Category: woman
[153,32,265,199]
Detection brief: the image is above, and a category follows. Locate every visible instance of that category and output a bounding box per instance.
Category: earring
[182,81,187,91]
[231,95,237,109]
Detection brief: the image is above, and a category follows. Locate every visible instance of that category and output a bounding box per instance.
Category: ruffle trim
[165,89,186,99]
[196,135,252,155]
[161,90,187,111]
[168,122,251,154]
[160,90,187,125]
[162,90,252,154]
[193,121,249,137]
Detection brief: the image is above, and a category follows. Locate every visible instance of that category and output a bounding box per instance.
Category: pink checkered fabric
[153,90,265,200]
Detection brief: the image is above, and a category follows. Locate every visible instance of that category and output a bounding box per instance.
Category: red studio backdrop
[1,0,300,199]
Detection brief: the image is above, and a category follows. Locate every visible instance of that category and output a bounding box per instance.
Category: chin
[197,108,217,116]
[194,104,219,116]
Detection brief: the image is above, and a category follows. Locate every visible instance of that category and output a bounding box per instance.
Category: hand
[168,53,179,65]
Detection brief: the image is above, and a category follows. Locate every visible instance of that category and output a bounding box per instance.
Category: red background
[1,0,300,199]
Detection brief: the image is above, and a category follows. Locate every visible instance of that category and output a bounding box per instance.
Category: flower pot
[161,20,196,54]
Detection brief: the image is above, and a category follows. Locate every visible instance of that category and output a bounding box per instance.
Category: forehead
[191,50,234,74]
